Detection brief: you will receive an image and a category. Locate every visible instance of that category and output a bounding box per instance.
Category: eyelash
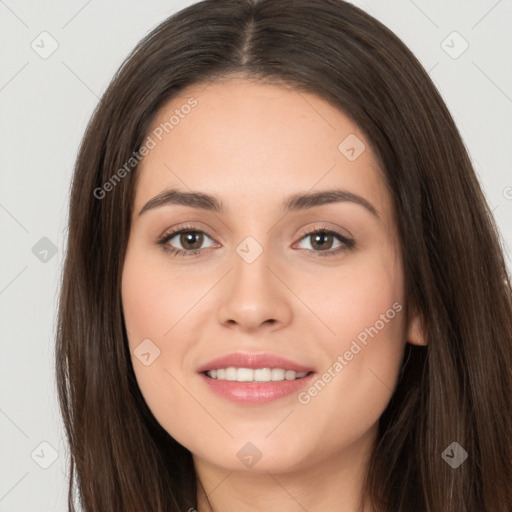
[157,222,355,258]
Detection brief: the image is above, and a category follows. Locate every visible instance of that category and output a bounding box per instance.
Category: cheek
[319,242,405,351]
[121,249,192,404]
[121,246,221,413]
[121,248,202,345]
[298,250,406,434]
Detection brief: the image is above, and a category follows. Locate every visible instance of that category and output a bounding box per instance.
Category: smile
[205,367,310,381]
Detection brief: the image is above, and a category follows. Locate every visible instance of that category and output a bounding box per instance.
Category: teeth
[225,367,237,381]
[205,367,308,382]
[270,368,284,381]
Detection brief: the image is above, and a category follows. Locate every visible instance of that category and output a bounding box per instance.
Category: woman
[55,0,512,510]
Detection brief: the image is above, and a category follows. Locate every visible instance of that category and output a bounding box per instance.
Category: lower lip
[199,372,316,404]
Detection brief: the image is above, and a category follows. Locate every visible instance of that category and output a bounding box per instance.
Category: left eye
[295,230,346,252]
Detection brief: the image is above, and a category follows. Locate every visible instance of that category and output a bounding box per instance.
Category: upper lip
[197,352,315,373]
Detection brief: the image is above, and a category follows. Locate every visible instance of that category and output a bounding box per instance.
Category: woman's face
[121,77,424,474]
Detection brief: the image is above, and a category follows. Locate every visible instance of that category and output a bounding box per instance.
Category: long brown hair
[55,0,512,510]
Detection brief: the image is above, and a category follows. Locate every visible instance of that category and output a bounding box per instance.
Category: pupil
[181,232,203,250]
[312,233,332,250]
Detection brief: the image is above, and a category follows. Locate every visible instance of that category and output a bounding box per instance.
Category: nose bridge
[231,234,277,300]
[233,237,272,287]
[216,234,293,330]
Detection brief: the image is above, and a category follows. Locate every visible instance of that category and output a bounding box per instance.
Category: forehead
[134,78,392,220]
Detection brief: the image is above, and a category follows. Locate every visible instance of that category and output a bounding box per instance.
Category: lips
[196,352,315,374]
[197,352,317,404]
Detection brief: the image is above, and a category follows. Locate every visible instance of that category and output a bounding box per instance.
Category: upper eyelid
[161,223,216,241]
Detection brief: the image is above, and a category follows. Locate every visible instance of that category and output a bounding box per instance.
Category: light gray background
[1,1,511,510]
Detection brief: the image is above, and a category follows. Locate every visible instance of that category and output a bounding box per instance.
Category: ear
[406,307,427,346]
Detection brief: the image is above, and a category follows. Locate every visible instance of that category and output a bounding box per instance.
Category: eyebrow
[138,187,379,219]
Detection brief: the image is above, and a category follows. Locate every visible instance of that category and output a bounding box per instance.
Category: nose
[216,247,293,332]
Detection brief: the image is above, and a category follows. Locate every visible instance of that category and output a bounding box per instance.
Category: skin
[121,76,426,512]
